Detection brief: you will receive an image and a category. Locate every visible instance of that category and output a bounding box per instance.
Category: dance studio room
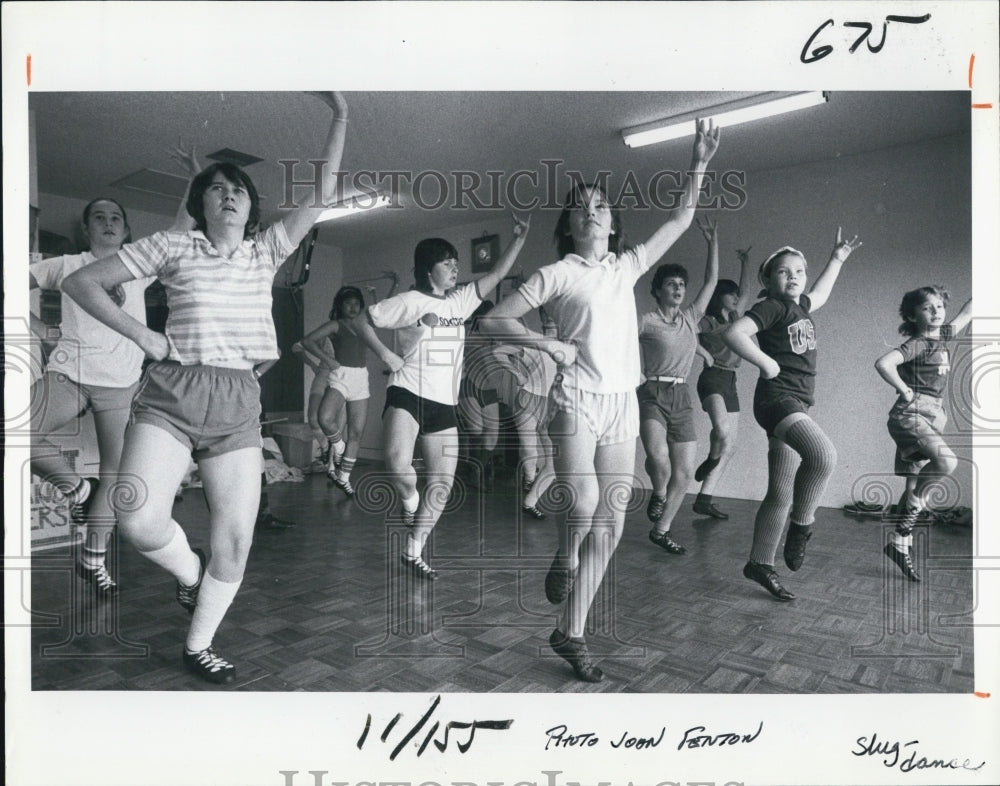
[26,90,974,692]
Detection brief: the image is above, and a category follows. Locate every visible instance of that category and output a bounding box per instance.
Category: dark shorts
[130,361,262,459]
[697,366,740,413]
[887,392,947,476]
[637,380,696,443]
[459,377,499,408]
[384,385,458,435]
[753,392,810,436]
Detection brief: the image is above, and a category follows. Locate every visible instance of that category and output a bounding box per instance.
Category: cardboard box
[271,423,316,469]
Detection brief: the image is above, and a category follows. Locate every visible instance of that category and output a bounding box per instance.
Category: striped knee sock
[783,419,838,529]
[749,439,797,565]
[336,456,357,481]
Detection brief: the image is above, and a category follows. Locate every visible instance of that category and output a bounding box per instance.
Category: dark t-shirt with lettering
[747,295,817,406]
[897,324,954,398]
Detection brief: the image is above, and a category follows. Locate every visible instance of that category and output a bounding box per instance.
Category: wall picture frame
[471,233,500,273]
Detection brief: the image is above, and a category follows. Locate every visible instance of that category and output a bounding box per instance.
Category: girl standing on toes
[691,244,755,520]
[298,276,398,495]
[63,91,349,684]
[484,119,720,682]
[352,215,530,581]
[723,229,861,602]
[875,287,971,581]
[639,217,720,555]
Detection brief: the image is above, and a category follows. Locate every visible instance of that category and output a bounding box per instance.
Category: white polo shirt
[368,283,483,405]
[517,244,651,394]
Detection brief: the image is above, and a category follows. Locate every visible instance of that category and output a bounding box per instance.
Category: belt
[647,375,685,384]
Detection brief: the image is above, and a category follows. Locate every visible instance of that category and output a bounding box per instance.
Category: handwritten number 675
[801,14,932,64]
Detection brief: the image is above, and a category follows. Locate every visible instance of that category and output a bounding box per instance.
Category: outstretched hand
[692,118,721,166]
[308,91,349,118]
[736,246,752,264]
[512,211,531,238]
[831,227,862,263]
[696,217,718,245]
[168,140,201,178]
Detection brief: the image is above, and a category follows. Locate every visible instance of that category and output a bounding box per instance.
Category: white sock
[402,491,420,514]
[404,533,422,560]
[69,477,92,505]
[185,573,241,652]
[139,521,201,586]
[889,531,908,553]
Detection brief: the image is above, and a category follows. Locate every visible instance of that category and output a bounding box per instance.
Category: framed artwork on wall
[471,233,500,273]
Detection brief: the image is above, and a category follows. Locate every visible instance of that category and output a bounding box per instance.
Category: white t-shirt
[368,283,483,405]
[517,244,651,393]
[30,252,151,387]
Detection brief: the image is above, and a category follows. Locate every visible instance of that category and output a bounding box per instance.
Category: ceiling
[30,91,969,247]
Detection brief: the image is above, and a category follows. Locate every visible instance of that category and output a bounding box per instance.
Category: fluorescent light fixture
[317,192,392,223]
[622,91,829,148]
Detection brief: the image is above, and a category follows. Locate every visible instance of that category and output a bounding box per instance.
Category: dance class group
[31,92,972,685]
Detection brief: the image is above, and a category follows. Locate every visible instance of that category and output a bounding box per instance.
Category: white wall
[332,132,972,510]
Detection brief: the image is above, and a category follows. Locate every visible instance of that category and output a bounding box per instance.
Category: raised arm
[62,255,168,360]
[723,316,779,379]
[690,217,720,315]
[735,246,756,314]
[949,297,973,334]
[167,141,201,232]
[281,91,349,247]
[874,348,912,402]
[474,213,531,296]
[643,119,721,264]
[807,227,861,311]
[300,320,342,368]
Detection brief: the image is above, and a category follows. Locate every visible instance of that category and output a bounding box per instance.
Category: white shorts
[548,383,639,446]
[327,365,370,402]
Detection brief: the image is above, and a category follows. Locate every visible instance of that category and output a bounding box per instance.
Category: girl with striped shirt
[63,91,349,684]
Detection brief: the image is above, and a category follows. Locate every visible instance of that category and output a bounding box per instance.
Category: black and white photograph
[5,3,999,786]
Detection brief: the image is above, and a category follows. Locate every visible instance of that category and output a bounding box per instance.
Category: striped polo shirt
[118,224,294,365]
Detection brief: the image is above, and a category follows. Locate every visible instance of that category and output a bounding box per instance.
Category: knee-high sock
[749,440,797,565]
[138,521,201,586]
[185,573,241,652]
[783,418,838,527]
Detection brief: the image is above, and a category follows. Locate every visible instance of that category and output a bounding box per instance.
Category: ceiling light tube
[622,91,829,148]
[316,192,392,223]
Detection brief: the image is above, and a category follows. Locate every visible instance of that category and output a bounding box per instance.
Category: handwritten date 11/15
[358,696,513,760]
[801,14,931,64]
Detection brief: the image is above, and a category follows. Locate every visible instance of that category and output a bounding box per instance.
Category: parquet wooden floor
[30,464,975,692]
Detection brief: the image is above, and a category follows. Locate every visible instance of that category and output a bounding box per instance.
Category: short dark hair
[705,278,741,320]
[82,197,131,244]
[330,286,366,320]
[413,237,458,294]
[898,285,949,337]
[553,183,625,259]
[185,163,261,238]
[650,263,688,299]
